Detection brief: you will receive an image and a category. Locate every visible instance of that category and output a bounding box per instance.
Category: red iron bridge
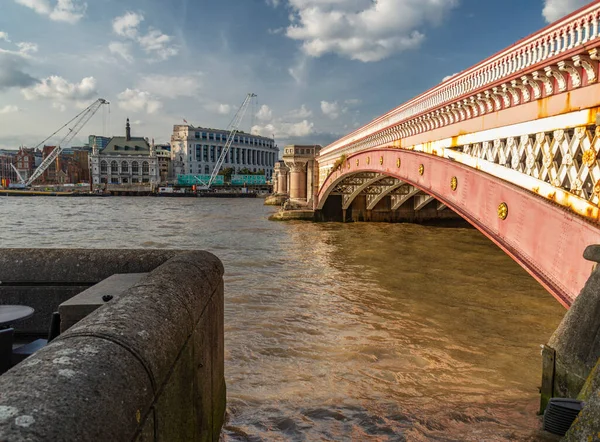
[312,1,600,309]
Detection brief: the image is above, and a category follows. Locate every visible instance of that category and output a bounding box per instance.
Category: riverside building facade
[170,125,278,180]
[90,119,159,186]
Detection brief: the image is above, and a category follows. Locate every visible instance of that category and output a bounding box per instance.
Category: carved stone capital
[558,60,582,88]
[573,54,598,83]
[545,65,567,92]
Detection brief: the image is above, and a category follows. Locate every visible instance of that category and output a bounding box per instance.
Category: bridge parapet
[319,2,600,165]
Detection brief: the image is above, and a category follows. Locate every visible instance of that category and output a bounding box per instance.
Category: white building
[170,125,279,179]
[90,119,159,186]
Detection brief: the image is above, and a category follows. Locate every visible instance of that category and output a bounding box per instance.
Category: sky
[0,0,593,150]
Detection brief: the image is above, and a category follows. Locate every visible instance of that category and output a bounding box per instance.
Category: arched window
[204,165,209,174]
[100,160,108,174]
[110,160,118,174]
[121,161,129,173]
[142,161,149,175]
[132,161,139,175]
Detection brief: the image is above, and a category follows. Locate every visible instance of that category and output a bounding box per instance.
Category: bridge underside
[317,149,600,307]
[316,172,466,225]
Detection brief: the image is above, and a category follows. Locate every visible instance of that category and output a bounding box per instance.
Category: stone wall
[0,249,180,335]
[0,249,225,441]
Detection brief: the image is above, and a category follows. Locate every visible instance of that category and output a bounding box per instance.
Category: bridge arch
[317,148,600,308]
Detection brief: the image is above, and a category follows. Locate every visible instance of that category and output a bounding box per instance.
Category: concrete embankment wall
[0,249,225,441]
[0,249,181,335]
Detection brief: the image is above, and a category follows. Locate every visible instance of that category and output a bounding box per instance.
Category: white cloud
[287,104,312,119]
[15,0,86,24]
[217,104,231,115]
[284,0,459,62]
[0,32,10,42]
[52,102,66,112]
[138,28,179,60]
[108,41,133,63]
[252,119,314,138]
[111,12,178,61]
[117,88,162,114]
[542,0,589,23]
[0,105,19,114]
[266,0,280,6]
[14,0,51,15]
[442,72,459,82]
[321,100,340,119]
[137,73,201,97]
[112,12,144,39]
[256,104,273,121]
[22,75,97,101]
[0,41,38,59]
[15,42,38,56]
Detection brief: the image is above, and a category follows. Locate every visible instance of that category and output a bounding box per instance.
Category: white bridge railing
[321,1,600,157]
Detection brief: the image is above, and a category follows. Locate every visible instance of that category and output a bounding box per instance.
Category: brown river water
[0,197,565,441]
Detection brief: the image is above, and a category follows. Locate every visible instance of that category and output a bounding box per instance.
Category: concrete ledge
[268,209,315,221]
[0,249,180,334]
[0,250,226,442]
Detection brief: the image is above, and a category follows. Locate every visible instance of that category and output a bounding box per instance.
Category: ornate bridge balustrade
[319,2,600,167]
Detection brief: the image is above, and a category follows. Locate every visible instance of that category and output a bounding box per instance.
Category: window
[100,160,108,174]
[209,133,214,140]
[142,161,149,175]
[205,165,209,174]
[210,146,215,162]
[202,132,207,139]
[195,132,200,139]
[203,145,208,162]
[132,161,139,175]
[121,161,128,173]
[110,160,118,174]
[196,144,201,161]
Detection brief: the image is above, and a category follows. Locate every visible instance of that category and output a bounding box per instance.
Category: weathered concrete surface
[0,337,154,441]
[264,194,287,206]
[546,245,600,401]
[268,209,315,221]
[0,250,226,442]
[0,249,179,334]
[58,273,147,332]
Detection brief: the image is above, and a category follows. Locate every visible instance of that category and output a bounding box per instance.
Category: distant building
[88,135,110,151]
[170,125,278,180]
[155,144,171,183]
[90,119,159,186]
[0,151,17,187]
[14,147,37,182]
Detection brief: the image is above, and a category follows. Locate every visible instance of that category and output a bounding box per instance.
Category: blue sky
[0,0,591,150]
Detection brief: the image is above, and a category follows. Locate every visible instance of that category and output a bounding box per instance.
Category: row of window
[100,177,151,184]
[186,165,273,178]
[99,160,151,175]
[189,145,276,166]
[194,132,274,148]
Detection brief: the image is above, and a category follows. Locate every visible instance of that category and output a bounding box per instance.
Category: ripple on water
[0,197,565,441]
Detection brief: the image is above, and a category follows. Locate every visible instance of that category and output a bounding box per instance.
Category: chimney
[126,118,131,141]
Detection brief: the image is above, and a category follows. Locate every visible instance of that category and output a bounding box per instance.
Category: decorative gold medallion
[450,176,458,191]
[396,158,401,168]
[366,156,371,165]
[356,159,359,166]
[418,164,424,175]
[380,156,384,165]
[594,180,600,195]
[582,149,597,167]
[498,202,508,220]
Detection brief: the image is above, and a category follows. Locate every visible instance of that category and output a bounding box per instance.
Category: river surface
[0,196,565,441]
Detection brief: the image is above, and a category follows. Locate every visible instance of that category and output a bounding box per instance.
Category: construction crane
[197,93,257,190]
[24,98,109,187]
